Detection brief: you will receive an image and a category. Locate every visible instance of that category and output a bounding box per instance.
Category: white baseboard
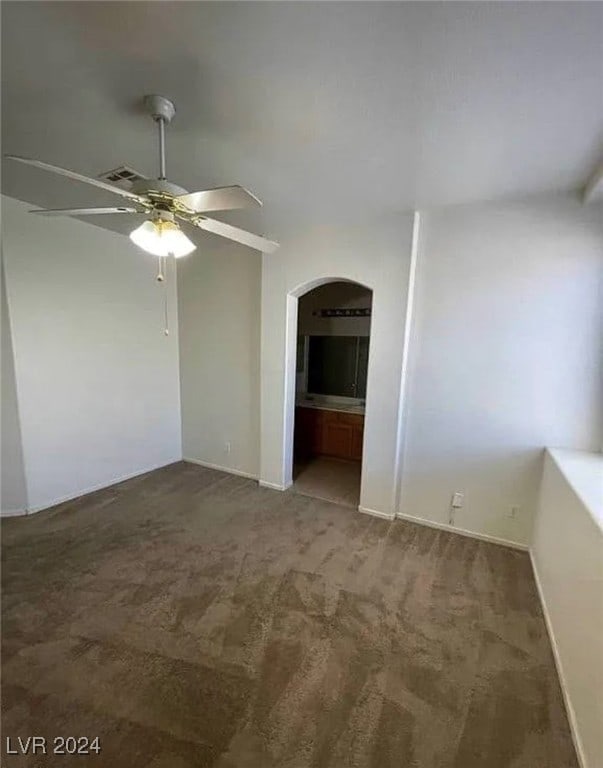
[258,479,291,491]
[358,505,396,521]
[183,457,258,481]
[529,551,586,768]
[395,510,529,551]
[1,507,28,518]
[24,459,181,516]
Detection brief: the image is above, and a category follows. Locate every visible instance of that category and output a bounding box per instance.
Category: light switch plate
[451,492,464,508]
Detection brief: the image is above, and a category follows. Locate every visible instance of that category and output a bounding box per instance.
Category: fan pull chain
[156,254,165,282]
[164,267,170,336]
[156,255,170,336]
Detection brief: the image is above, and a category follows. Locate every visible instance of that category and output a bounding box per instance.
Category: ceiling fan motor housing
[143,94,176,124]
[131,178,189,198]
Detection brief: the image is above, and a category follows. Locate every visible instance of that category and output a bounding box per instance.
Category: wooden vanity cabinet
[294,407,323,461]
[294,407,364,462]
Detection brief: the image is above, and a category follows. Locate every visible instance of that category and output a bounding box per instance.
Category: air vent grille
[98,165,146,188]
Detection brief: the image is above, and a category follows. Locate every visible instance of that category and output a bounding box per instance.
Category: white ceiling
[2,1,602,239]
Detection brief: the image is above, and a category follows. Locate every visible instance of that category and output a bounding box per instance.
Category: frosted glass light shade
[129,219,196,258]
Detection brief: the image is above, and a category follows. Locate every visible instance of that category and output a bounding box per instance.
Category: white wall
[1,257,28,514]
[2,195,182,512]
[178,238,262,478]
[401,196,603,545]
[260,215,415,514]
[531,449,603,768]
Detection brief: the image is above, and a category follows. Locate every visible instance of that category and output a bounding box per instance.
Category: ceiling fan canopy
[5,94,279,255]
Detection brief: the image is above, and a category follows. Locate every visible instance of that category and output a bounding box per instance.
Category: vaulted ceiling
[2,1,602,239]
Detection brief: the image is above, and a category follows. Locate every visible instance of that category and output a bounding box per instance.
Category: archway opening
[288,280,373,508]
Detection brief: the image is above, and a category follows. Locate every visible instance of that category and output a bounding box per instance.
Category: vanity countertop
[296,399,365,416]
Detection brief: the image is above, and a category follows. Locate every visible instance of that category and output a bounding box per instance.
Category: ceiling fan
[5,94,279,257]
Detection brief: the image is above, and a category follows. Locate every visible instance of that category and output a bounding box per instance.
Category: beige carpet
[1,462,577,767]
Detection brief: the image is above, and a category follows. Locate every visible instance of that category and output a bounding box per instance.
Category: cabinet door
[309,410,324,455]
[351,426,364,461]
[322,422,353,459]
[336,412,364,428]
[294,407,321,461]
[294,408,309,461]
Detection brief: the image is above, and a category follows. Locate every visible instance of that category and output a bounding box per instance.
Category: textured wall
[178,238,262,478]
[298,281,372,337]
[1,257,27,514]
[2,196,182,512]
[532,450,603,768]
[401,196,603,544]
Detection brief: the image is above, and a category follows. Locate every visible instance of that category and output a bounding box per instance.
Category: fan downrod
[143,95,175,181]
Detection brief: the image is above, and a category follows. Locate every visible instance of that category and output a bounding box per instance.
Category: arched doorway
[287,279,373,508]
[259,225,416,518]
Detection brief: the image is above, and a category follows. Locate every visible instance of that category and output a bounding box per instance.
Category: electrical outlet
[225,441,231,454]
[509,505,520,519]
[451,492,464,508]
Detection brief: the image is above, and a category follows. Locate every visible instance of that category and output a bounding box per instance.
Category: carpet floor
[1,462,577,767]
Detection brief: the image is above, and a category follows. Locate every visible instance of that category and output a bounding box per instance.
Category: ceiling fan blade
[5,155,144,202]
[176,185,262,213]
[189,216,279,253]
[30,206,140,217]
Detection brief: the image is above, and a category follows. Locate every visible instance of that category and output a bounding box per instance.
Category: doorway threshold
[291,456,361,509]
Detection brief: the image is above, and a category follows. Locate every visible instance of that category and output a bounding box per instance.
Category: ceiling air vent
[98,165,147,189]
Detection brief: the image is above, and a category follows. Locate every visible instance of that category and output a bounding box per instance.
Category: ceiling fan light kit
[129,213,196,259]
